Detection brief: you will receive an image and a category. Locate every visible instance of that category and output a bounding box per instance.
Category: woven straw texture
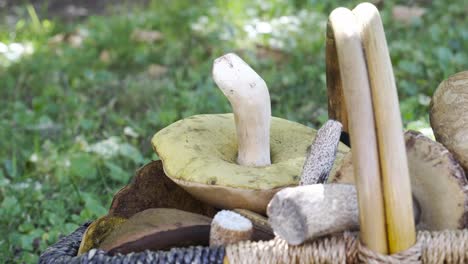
[40,222,468,263]
[39,222,225,264]
[226,229,468,263]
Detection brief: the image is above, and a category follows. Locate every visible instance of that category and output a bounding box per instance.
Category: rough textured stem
[300,120,343,185]
[267,184,359,246]
[267,184,421,247]
[210,210,253,246]
[353,3,416,253]
[213,53,271,167]
[329,7,388,254]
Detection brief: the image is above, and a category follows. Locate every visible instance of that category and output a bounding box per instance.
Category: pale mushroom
[152,53,350,213]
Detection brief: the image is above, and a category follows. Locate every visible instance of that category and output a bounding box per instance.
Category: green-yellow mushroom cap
[152,113,349,213]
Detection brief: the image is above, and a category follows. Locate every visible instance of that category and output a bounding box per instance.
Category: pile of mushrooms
[267,72,468,246]
[78,61,467,255]
[152,53,349,213]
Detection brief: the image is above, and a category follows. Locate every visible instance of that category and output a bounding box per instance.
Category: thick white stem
[210,210,253,246]
[267,184,422,246]
[213,53,271,167]
[267,184,359,245]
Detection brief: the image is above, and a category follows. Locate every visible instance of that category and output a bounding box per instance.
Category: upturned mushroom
[329,130,468,230]
[152,53,350,213]
[99,208,212,254]
[430,71,468,174]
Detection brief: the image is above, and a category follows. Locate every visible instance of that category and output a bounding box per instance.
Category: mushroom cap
[78,215,127,255]
[152,113,349,213]
[430,71,468,173]
[100,208,212,254]
[329,130,468,230]
[108,160,217,218]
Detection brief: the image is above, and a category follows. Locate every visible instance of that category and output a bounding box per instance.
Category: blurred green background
[0,0,466,262]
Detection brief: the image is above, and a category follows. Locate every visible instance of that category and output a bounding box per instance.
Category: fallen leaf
[131,29,163,43]
[147,64,168,78]
[48,34,65,46]
[99,50,111,63]
[392,5,426,24]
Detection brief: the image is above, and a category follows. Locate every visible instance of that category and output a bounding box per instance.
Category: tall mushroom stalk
[213,53,271,167]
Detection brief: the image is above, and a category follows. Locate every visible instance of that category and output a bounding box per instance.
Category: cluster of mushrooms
[77,54,467,255]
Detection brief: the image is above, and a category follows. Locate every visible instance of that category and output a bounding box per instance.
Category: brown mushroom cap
[329,130,468,230]
[152,113,350,214]
[108,160,217,218]
[99,208,212,254]
[78,215,127,255]
[430,71,468,174]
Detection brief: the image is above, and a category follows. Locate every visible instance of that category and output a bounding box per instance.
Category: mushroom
[99,208,212,254]
[210,210,253,246]
[108,160,217,218]
[329,130,468,230]
[152,53,350,213]
[430,71,468,174]
[78,215,127,255]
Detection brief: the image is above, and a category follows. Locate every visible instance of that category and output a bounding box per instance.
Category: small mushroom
[430,71,468,174]
[99,208,212,254]
[329,130,468,230]
[210,210,253,246]
[152,54,350,213]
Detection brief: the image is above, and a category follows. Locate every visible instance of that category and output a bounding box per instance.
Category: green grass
[0,0,467,262]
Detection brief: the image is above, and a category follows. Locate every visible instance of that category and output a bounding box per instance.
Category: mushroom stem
[210,210,253,246]
[213,53,271,167]
[300,120,343,185]
[267,184,359,245]
[267,184,422,246]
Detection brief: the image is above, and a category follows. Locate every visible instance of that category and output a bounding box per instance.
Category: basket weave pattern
[40,221,468,263]
[39,222,226,264]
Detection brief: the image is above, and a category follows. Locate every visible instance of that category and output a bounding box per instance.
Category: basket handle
[327,2,416,254]
[353,3,416,253]
[327,7,389,254]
